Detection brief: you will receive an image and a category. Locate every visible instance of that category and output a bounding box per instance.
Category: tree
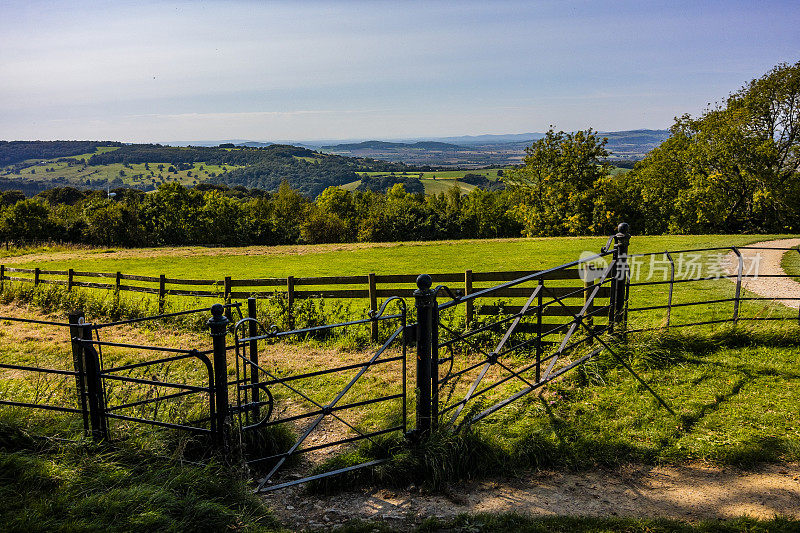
[629,60,800,233]
[504,127,610,236]
[270,181,309,244]
[1,199,54,243]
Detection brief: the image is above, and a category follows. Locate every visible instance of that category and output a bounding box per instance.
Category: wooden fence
[0,265,609,339]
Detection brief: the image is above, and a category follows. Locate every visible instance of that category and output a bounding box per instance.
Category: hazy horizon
[2,0,799,143]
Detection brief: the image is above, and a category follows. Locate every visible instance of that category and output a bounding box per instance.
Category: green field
[3,233,798,335]
[355,168,505,180]
[349,166,630,195]
[0,146,246,189]
[5,234,791,279]
[342,177,478,194]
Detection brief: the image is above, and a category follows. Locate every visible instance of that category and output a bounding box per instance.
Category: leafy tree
[270,181,309,244]
[629,60,800,233]
[199,190,244,245]
[1,199,54,243]
[504,128,610,236]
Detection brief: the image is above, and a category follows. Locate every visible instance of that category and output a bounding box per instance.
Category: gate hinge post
[208,303,230,448]
[414,274,437,436]
[611,222,631,341]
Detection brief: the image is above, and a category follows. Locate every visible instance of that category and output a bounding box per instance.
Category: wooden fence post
[115,272,122,294]
[0,265,4,292]
[368,272,378,342]
[464,269,473,326]
[34,267,40,286]
[287,276,295,328]
[158,274,166,314]
[68,312,91,436]
[67,268,74,291]
[224,276,232,321]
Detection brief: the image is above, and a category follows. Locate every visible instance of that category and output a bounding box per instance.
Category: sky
[1,0,799,143]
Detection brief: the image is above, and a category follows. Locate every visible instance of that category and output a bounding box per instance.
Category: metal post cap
[416,274,432,290]
[208,303,228,327]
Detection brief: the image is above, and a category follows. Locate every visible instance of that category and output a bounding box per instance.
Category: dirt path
[725,238,800,309]
[262,463,800,530]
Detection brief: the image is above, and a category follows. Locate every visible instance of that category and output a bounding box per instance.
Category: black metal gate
[231,297,408,492]
[411,223,673,433]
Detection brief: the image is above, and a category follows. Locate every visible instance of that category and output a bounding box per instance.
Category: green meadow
[5,234,787,279]
[2,158,244,189]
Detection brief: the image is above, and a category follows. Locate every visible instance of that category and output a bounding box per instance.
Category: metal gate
[231,297,408,492]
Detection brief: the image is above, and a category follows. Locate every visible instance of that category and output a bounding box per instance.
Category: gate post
[69,312,90,436]
[81,324,108,441]
[414,274,437,435]
[610,222,631,339]
[208,303,230,447]
[247,297,260,421]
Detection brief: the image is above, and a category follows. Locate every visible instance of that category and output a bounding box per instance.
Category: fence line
[0,264,599,340]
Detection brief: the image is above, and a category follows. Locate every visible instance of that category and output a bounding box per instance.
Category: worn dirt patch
[262,463,800,530]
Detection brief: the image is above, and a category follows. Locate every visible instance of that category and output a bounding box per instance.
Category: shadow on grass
[307,324,800,492]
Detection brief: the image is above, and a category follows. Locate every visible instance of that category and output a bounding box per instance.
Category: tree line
[0,181,523,247]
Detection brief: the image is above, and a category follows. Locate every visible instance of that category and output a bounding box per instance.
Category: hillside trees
[629,60,800,233]
[0,199,57,243]
[504,128,611,236]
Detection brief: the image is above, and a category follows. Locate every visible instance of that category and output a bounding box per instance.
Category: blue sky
[1,0,798,142]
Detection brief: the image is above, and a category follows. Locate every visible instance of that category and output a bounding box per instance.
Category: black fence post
[208,303,230,447]
[80,323,108,441]
[414,274,436,436]
[612,222,631,339]
[68,312,90,436]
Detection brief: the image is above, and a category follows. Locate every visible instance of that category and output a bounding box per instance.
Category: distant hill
[0,141,411,197]
[0,140,123,166]
[322,140,462,151]
[319,129,671,167]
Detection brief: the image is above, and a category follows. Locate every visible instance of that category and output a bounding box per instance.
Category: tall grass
[0,411,283,532]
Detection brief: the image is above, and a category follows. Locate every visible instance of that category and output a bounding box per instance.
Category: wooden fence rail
[0,265,608,339]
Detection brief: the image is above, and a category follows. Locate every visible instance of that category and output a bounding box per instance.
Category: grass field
[5,235,790,279]
[355,168,504,180]
[341,177,478,194]
[3,234,797,331]
[2,234,800,530]
[2,159,244,189]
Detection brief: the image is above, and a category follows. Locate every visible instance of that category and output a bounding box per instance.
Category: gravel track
[725,238,800,310]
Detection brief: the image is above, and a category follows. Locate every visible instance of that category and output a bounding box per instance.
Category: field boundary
[0,264,601,340]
